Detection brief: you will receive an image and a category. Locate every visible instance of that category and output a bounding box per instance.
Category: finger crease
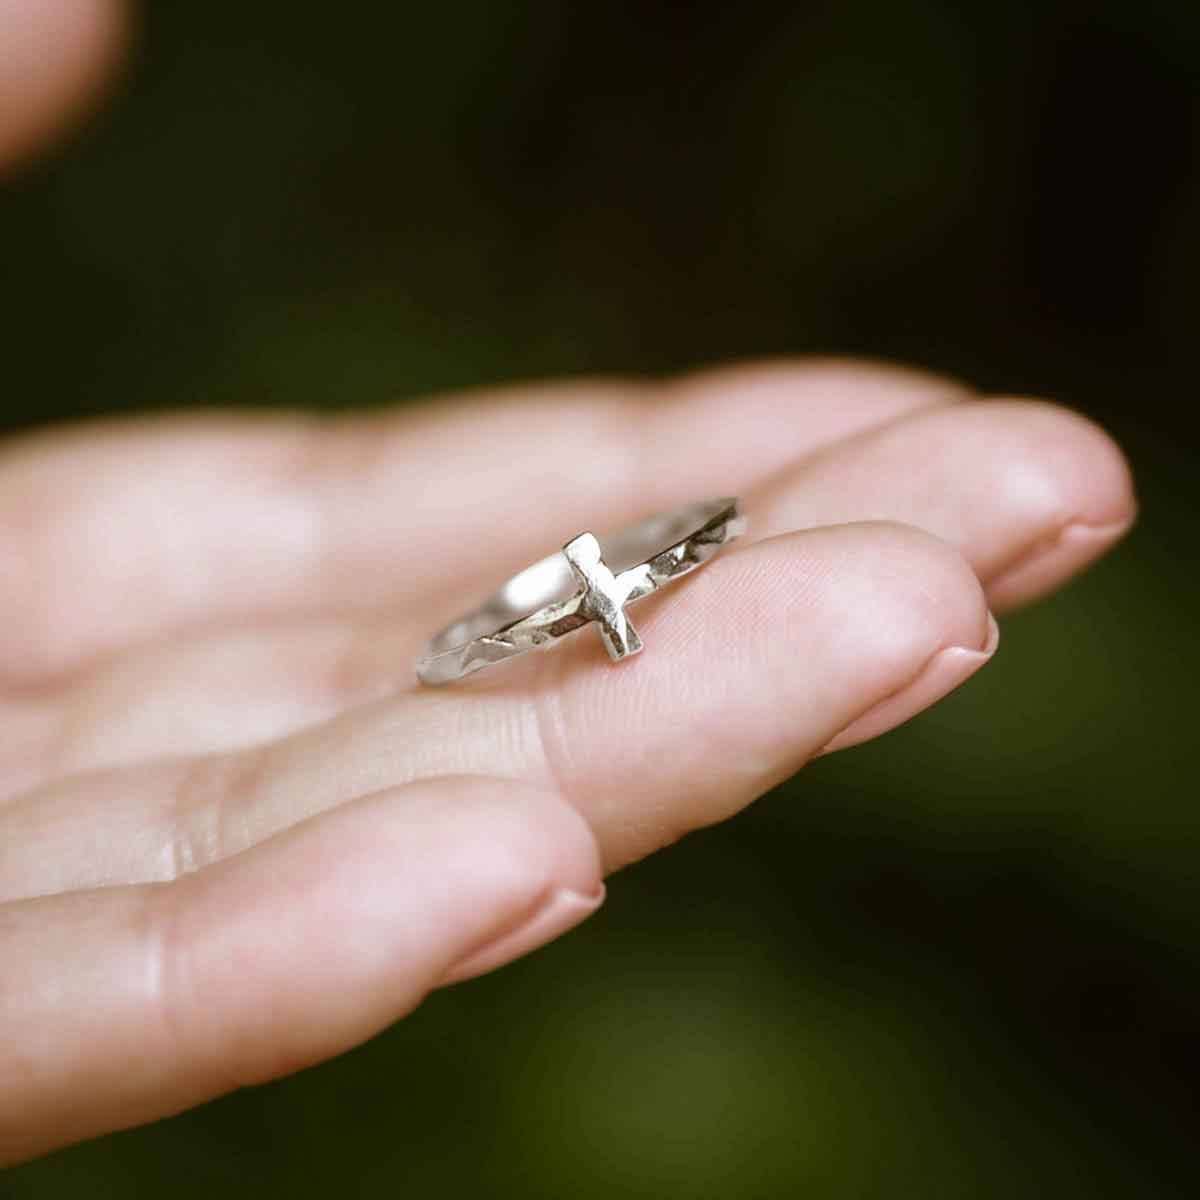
[169,752,264,879]
[528,660,577,809]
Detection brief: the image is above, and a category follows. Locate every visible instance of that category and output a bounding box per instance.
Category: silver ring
[416,497,747,685]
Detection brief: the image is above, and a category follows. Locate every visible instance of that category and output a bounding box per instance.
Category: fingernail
[987,517,1135,609]
[438,884,606,987]
[819,612,1000,755]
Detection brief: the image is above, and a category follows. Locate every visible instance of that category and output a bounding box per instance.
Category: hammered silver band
[415,497,746,685]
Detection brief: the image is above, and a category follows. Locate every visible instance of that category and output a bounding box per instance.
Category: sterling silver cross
[562,532,652,661]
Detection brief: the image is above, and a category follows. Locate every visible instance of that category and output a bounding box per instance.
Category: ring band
[415,497,747,685]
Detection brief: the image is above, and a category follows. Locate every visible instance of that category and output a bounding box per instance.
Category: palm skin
[0,0,1135,1164]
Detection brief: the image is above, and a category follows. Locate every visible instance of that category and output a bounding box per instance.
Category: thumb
[0,775,603,1164]
[0,0,128,169]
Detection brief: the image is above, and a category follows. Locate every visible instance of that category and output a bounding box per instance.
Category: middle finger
[4,394,1134,796]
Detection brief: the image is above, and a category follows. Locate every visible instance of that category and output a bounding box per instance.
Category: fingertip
[820,609,999,754]
[166,776,605,1085]
[756,520,995,755]
[971,399,1138,609]
[0,0,129,168]
[986,516,1135,611]
[981,399,1138,529]
[827,520,994,664]
[427,777,606,935]
[437,881,606,986]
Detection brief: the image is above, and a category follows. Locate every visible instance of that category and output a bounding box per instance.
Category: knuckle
[141,874,247,1095]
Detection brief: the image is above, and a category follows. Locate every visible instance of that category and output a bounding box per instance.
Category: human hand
[0,0,1136,1164]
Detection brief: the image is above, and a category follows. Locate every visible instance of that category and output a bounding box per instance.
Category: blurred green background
[4,1,1198,1195]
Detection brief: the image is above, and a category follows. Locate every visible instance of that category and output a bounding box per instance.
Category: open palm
[0,0,1135,1164]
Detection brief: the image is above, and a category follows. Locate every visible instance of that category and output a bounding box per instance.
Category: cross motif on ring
[562,532,650,661]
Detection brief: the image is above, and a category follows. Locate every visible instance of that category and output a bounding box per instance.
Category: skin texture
[0,3,1137,1165]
